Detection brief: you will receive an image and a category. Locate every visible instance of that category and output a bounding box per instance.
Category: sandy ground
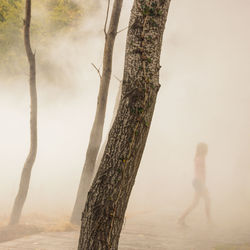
[0,209,250,250]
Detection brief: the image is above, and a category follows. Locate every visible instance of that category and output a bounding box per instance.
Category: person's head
[196,142,208,157]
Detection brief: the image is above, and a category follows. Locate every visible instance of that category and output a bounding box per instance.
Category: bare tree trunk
[71,0,123,225]
[78,0,171,249]
[94,82,122,177]
[9,0,37,225]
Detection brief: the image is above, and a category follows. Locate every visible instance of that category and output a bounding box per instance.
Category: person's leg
[203,189,211,223]
[178,192,200,225]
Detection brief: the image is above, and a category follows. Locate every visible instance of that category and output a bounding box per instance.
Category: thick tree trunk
[9,0,37,225]
[71,0,123,225]
[78,0,171,249]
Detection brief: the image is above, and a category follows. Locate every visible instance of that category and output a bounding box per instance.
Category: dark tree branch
[91,63,102,79]
[116,26,128,34]
[114,75,122,83]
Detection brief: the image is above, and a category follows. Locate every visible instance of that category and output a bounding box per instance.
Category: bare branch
[104,0,111,38]
[117,26,128,35]
[114,75,122,83]
[91,63,102,79]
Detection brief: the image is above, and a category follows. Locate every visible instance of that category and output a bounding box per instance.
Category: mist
[0,0,250,248]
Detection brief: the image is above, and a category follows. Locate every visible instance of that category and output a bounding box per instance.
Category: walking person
[178,142,211,226]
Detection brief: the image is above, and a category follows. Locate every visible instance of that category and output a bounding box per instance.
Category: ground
[0,209,250,249]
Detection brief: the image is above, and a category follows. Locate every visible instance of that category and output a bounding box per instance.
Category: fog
[0,0,250,240]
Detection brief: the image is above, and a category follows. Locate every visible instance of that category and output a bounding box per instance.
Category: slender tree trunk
[71,0,123,225]
[94,82,122,177]
[9,0,37,225]
[78,0,171,249]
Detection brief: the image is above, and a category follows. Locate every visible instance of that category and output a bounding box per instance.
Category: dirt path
[0,211,249,250]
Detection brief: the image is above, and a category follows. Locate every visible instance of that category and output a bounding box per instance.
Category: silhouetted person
[178,142,211,226]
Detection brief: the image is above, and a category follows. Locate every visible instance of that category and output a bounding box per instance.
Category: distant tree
[78,0,172,249]
[0,0,83,74]
[9,0,37,225]
[0,0,24,71]
[71,0,124,225]
[47,0,83,31]
[94,81,122,177]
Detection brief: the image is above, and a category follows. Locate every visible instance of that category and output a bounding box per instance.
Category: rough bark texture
[71,0,124,225]
[78,0,171,249]
[9,0,37,225]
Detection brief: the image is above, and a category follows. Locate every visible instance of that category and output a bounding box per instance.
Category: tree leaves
[0,0,83,74]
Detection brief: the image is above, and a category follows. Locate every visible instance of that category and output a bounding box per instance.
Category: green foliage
[0,0,24,71]
[47,0,83,31]
[0,0,83,74]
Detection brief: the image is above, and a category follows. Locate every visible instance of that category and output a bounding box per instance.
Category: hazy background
[0,0,250,229]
